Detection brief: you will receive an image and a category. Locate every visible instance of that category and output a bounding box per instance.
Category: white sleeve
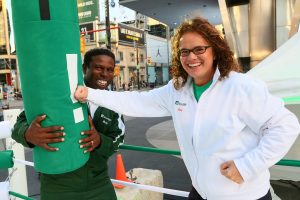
[86,83,172,117]
[234,80,300,182]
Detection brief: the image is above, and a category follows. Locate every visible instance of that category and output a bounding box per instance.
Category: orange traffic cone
[113,153,131,189]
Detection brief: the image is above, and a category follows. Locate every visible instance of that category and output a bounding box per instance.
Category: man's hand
[25,115,65,151]
[220,160,244,184]
[74,86,88,103]
[79,116,101,153]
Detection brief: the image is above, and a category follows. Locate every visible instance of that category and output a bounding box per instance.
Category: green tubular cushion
[11,0,89,174]
[0,150,14,169]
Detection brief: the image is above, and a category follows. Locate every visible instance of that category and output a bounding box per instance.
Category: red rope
[80,26,120,35]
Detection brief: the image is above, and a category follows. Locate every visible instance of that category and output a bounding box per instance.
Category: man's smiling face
[84,55,115,90]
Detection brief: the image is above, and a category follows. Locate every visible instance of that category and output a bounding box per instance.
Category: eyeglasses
[179,46,212,57]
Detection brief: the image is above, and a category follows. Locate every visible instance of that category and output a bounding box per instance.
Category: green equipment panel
[11,0,89,174]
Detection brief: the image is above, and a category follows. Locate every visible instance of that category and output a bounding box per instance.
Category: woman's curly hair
[171,17,241,89]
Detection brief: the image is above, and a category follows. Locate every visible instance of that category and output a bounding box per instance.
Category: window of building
[119,51,123,61]
[130,52,135,62]
[139,54,144,63]
[149,24,167,38]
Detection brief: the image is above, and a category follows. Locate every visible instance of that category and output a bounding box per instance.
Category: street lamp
[137,64,140,90]
[105,0,114,90]
[134,40,140,90]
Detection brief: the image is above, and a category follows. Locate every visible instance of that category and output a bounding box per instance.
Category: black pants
[188,187,272,200]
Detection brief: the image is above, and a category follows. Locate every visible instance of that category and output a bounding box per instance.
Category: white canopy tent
[248,32,300,181]
[248,32,300,101]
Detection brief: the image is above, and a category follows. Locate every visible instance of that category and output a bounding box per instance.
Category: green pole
[276,159,300,167]
[119,144,300,167]
[283,96,300,104]
[120,144,181,155]
[9,191,35,200]
[0,150,14,169]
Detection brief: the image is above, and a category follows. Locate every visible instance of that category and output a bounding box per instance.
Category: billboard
[118,23,144,45]
[146,34,168,64]
[79,22,95,42]
[77,0,99,23]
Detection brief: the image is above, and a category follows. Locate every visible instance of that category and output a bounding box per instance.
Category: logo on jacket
[101,114,112,125]
[175,101,187,106]
[175,101,186,112]
[177,107,183,112]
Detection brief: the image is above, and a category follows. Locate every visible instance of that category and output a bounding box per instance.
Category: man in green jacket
[12,48,125,200]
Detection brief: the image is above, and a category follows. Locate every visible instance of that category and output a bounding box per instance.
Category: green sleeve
[11,111,34,148]
[94,113,125,158]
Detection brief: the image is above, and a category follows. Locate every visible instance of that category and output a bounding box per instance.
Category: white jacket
[87,69,300,200]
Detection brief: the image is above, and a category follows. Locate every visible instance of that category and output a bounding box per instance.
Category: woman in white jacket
[75,17,300,200]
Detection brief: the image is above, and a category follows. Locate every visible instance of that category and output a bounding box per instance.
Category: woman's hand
[220,160,244,184]
[74,86,88,103]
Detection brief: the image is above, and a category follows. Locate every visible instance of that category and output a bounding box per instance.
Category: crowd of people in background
[121,80,148,91]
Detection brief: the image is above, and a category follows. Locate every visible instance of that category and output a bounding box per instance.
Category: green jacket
[12,107,125,200]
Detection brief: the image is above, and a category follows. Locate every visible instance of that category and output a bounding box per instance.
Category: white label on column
[0,181,10,200]
[66,54,78,103]
[73,107,84,123]
[0,121,11,139]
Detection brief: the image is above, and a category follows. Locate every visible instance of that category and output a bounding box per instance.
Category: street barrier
[1,143,299,199]
[119,144,300,167]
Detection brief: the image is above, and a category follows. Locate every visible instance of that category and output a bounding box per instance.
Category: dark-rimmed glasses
[179,46,212,57]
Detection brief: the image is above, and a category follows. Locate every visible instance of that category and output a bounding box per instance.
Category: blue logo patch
[175,101,187,106]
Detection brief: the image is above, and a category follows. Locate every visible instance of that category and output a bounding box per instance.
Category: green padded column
[11,0,89,174]
[0,150,14,169]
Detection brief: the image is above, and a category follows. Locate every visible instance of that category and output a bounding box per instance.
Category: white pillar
[4,109,28,197]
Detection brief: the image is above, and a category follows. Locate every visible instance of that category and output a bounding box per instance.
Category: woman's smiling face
[179,32,216,86]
